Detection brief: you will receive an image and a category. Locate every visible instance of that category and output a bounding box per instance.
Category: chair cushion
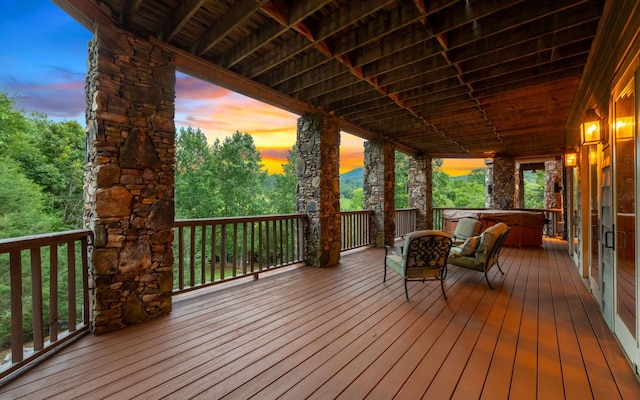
[456,235,481,256]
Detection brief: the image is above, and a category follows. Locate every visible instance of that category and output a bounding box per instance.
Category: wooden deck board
[1,239,639,400]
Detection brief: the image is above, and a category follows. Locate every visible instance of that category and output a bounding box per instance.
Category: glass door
[614,76,638,361]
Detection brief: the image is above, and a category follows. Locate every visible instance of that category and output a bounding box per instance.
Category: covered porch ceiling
[54,0,605,159]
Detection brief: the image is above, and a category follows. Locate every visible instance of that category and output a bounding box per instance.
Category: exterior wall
[408,155,432,230]
[364,140,395,247]
[296,112,341,267]
[545,160,563,209]
[85,25,176,334]
[487,157,516,209]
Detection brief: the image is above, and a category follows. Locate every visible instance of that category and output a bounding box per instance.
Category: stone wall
[408,155,432,230]
[545,160,564,209]
[85,25,175,334]
[487,157,516,209]
[364,140,395,246]
[296,112,341,266]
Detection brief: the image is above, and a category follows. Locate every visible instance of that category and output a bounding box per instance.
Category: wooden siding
[1,238,639,399]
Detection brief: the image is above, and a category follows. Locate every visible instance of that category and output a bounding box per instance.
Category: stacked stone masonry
[408,155,432,230]
[85,25,176,334]
[296,113,341,267]
[364,141,395,247]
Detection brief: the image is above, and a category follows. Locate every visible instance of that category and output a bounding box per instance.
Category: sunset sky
[0,1,484,176]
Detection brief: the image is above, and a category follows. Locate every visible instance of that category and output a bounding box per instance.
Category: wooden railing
[395,208,419,238]
[432,207,564,237]
[0,229,92,380]
[340,211,373,250]
[173,214,307,294]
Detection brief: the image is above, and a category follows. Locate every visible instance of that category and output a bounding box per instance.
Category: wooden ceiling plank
[220,19,288,68]
[463,51,589,85]
[244,0,392,78]
[120,0,143,26]
[448,16,600,63]
[448,0,601,48]
[192,0,270,56]
[427,0,526,35]
[473,64,585,96]
[162,0,207,42]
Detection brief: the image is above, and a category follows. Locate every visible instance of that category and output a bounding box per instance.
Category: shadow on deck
[1,238,639,399]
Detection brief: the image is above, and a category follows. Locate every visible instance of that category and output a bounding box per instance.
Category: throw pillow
[459,235,481,256]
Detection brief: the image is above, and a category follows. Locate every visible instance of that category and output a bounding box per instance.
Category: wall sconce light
[565,152,577,167]
[581,110,601,145]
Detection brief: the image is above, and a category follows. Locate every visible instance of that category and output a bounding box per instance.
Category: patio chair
[384,230,453,300]
[452,217,482,245]
[448,222,511,289]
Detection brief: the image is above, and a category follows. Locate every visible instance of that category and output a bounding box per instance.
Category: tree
[174,126,218,218]
[269,146,298,214]
[0,157,56,239]
[432,159,454,207]
[211,131,268,216]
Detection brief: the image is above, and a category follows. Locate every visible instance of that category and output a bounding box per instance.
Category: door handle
[604,230,615,249]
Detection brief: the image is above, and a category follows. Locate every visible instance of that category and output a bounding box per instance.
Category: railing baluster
[178,226,184,290]
[220,224,227,280]
[201,224,207,284]
[67,242,77,332]
[30,248,44,351]
[81,236,90,326]
[189,226,196,287]
[211,224,217,283]
[49,244,59,342]
[10,250,23,363]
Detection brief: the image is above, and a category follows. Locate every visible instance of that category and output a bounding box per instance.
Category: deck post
[296,112,341,267]
[84,24,176,334]
[408,155,432,230]
[364,140,395,247]
[486,157,516,209]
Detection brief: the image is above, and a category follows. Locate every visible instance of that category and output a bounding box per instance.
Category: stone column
[487,157,516,209]
[364,140,395,247]
[545,160,563,209]
[85,25,175,334]
[515,163,525,208]
[408,155,432,230]
[296,112,341,267]
[485,159,493,208]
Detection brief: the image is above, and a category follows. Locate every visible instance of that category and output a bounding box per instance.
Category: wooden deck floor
[1,238,639,399]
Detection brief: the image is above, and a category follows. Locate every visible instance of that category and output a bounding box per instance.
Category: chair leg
[383,264,387,282]
[440,277,448,300]
[496,260,505,275]
[484,272,495,290]
[404,279,409,301]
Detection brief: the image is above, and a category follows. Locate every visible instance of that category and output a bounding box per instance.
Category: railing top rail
[339,210,373,216]
[174,213,307,227]
[0,229,93,253]
[395,208,419,212]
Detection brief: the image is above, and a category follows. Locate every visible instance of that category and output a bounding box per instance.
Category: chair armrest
[384,245,402,257]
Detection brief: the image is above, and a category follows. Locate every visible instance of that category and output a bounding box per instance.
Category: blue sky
[0,0,91,121]
[0,1,483,175]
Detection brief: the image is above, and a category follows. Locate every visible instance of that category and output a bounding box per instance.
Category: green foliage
[0,157,57,238]
[524,170,545,209]
[432,159,454,207]
[395,151,409,208]
[269,147,298,214]
[339,167,363,200]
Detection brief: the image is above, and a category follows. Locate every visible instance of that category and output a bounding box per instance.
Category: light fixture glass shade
[565,152,577,167]
[581,120,600,145]
[616,116,634,141]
